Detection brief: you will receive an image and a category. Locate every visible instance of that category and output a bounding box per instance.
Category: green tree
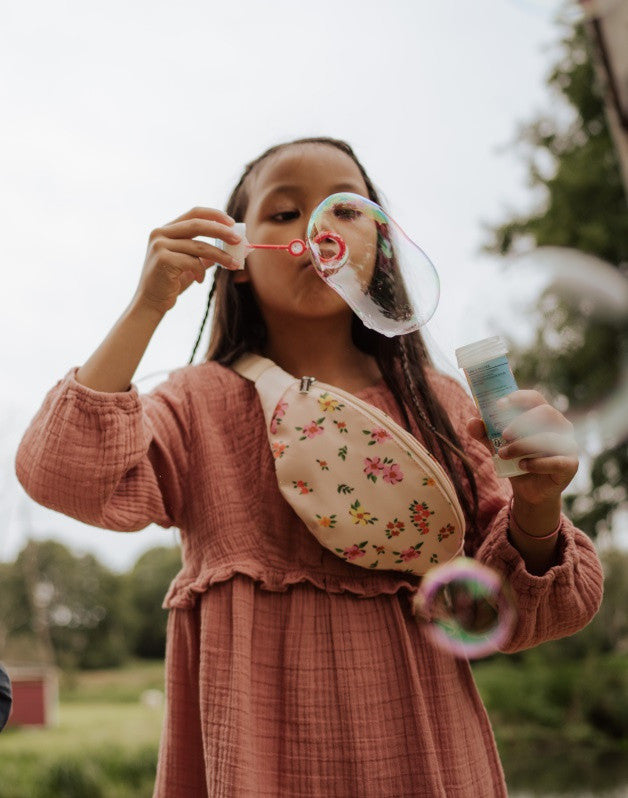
[0,540,129,669]
[484,21,628,539]
[122,546,182,659]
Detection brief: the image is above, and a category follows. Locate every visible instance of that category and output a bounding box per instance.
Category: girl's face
[237,144,372,324]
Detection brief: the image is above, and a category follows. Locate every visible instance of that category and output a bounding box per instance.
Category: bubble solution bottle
[455,336,527,479]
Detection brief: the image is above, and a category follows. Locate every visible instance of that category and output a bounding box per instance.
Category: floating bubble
[306,193,440,336]
[414,557,518,659]
[506,247,628,452]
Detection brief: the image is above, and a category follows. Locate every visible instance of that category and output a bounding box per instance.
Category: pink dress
[15,361,604,797]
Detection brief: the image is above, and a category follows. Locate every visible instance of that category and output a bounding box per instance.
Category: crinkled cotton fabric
[16,361,604,797]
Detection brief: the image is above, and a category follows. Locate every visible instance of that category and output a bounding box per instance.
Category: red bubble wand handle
[247,239,308,257]
[247,232,346,264]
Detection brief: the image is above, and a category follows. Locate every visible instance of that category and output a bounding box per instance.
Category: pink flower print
[272,441,288,459]
[363,456,385,482]
[303,421,323,438]
[270,400,288,434]
[342,543,366,560]
[372,427,392,443]
[392,543,423,564]
[295,417,325,440]
[382,462,404,485]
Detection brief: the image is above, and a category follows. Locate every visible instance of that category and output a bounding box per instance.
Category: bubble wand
[215,224,347,266]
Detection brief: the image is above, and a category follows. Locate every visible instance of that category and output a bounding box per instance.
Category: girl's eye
[334,205,361,221]
[271,210,300,222]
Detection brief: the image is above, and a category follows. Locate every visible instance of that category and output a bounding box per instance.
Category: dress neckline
[351,377,387,397]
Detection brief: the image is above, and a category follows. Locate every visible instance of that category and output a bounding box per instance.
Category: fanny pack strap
[232,353,296,427]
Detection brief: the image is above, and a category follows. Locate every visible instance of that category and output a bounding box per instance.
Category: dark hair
[189,137,479,530]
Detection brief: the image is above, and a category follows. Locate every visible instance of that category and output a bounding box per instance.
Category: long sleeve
[434,372,604,654]
[15,366,191,532]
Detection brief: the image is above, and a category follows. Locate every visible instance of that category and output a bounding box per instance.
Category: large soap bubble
[506,247,628,451]
[306,193,440,336]
[413,557,518,659]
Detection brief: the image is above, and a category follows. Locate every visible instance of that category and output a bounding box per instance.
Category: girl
[16,137,603,797]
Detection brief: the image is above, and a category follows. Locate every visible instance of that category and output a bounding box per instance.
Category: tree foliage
[121,546,182,659]
[0,540,181,669]
[484,21,628,539]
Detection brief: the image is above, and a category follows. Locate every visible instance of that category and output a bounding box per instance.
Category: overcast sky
[2,0,603,570]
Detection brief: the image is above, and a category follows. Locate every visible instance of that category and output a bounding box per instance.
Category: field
[1,662,165,798]
[3,658,627,797]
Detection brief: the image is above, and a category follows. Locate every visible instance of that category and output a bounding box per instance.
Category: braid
[397,334,479,526]
[188,276,218,365]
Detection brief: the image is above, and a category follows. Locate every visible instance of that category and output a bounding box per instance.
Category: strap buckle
[299,376,317,394]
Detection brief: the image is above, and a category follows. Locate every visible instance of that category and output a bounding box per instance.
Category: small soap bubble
[414,558,518,659]
[306,193,440,337]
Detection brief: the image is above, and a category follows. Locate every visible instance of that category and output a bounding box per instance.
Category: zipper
[302,378,465,528]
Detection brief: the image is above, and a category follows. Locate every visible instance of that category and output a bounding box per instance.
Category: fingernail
[496,397,510,408]
[502,428,514,441]
[498,446,509,459]
[230,257,242,269]
[226,215,236,225]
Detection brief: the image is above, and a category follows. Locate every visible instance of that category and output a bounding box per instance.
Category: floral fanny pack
[231,353,466,576]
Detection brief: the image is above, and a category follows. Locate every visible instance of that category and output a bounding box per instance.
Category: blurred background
[1,0,627,796]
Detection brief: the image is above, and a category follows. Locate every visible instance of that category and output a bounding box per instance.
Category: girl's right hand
[133,207,243,316]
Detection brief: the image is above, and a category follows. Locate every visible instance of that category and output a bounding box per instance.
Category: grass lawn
[2,701,163,756]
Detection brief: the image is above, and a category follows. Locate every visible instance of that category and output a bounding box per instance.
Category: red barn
[5,664,58,728]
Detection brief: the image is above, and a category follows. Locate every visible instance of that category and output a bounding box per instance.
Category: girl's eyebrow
[259,182,365,202]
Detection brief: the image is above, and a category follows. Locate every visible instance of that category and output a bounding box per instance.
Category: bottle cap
[211,222,248,269]
[455,336,508,369]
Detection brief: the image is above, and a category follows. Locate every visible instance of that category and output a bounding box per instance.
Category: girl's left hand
[466,390,579,505]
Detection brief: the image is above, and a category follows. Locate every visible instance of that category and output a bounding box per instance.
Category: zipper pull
[299,376,317,394]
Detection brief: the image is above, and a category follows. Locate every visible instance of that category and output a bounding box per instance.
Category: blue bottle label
[465,355,518,451]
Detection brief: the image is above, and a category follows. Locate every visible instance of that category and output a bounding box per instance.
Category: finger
[159,250,209,281]
[466,417,491,449]
[178,270,198,292]
[154,235,239,269]
[497,390,546,413]
[162,206,235,228]
[158,219,242,243]
[518,455,578,479]
[498,432,578,460]
[502,403,573,441]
